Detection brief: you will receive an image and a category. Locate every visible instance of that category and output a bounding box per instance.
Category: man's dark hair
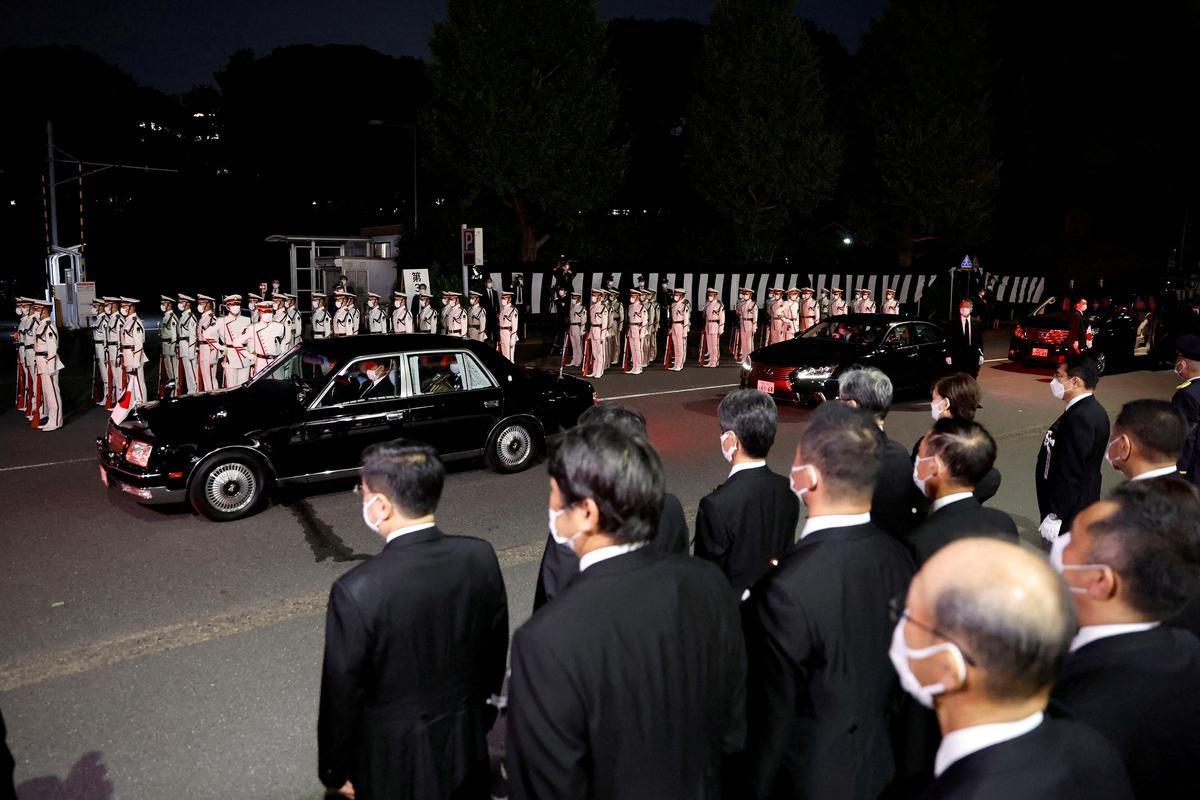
[799,402,881,500]
[1087,478,1200,618]
[837,366,894,420]
[1115,399,1186,462]
[717,389,778,458]
[360,440,445,518]
[1063,352,1101,389]
[932,373,981,422]
[548,425,665,545]
[579,403,647,437]
[924,418,998,486]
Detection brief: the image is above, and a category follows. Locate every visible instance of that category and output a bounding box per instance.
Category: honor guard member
[702,287,724,367]
[118,297,148,407]
[365,292,387,334]
[666,287,688,371]
[248,292,264,323]
[176,294,199,395]
[829,287,848,316]
[102,297,122,403]
[332,290,356,336]
[467,291,487,341]
[13,298,33,414]
[566,291,585,367]
[1173,335,1200,484]
[642,289,657,366]
[625,289,646,374]
[31,299,64,431]
[439,290,452,334]
[818,288,831,320]
[585,289,606,378]
[248,300,287,376]
[19,297,39,416]
[861,288,878,313]
[157,296,179,398]
[218,294,253,387]
[446,292,467,338]
[346,292,362,334]
[418,293,438,333]
[784,288,801,338]
[310,293,332,339]
[391,292,413,333]
[89,298,110,406]
[882,287,900,315]
[498,290,519,361]
[799,287,819,333]
[609,290,625,367]
[284,294,303,348]
[196,294,220,391]
[767,287,788,345]
[735,287,758,362]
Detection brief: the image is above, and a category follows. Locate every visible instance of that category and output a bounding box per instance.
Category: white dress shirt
[931,491,974,513]
[1066,391,1094,411]
[799,511,871,540]
[1070,622,1159,653]
[728,460,766,478]
[1131,465,1178,481]
[385,521,436,544]
[934,711,1044,777]
[579,540,648,572]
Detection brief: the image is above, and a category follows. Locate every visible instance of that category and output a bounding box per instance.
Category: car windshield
[251,346,338,388]
[800,319,885,346]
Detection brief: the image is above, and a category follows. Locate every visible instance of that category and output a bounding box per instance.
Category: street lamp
[842,235,853,246]
[367,120,418,235]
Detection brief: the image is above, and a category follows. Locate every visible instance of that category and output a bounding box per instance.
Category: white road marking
[0,456,94,473]
[603,383,739,401]
[982,357,1010,363]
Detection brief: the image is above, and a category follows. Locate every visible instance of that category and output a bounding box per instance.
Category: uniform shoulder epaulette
[1178,379,1195,390]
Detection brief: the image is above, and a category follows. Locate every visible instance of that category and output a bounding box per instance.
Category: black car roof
[303,334,498,358]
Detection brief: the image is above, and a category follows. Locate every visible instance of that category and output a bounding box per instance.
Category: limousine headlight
[126,439,154,468]
[794,364,837,379]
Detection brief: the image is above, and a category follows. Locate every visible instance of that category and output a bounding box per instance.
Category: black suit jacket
[908,436,1001,518]
[0,706,14,800]
[947,315,983,376]
[742,522,916,800]
[1049,627,1200,799]
[906,496,1018,565]
[318,527,508,798]
[359,375,395,400]
[922,717,1132,799]
[695,465,800,597]
[507,550,747,800]
[532,492,688,612]
[875,434,923,538]
[1035,394,1109,533]
[1173,379,1200,483]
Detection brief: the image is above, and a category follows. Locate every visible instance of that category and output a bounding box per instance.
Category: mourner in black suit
[1102,399,1184,482]
[482,278,501,341]
[1066,297,1088,352]
[0,706,15,800]
[318,442,508,800]
[1172,334,1200,484]
[1035,353,1108,546]
[897,538,1132,800]
[532,403,688,611]
[507,425,746,800]
[908,418,1018,565]
[741,403,915,799]
[357,361,395,400]
[946,299,983,378]
[1048,479,1200,799]
[695,389,799,597]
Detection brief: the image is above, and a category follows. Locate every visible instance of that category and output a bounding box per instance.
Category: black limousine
[98,335,596,520]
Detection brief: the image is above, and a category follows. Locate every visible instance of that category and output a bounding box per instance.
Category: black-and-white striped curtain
[986,273,1047,305]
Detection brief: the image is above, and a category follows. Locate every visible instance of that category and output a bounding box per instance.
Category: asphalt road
[0,332,1181,799]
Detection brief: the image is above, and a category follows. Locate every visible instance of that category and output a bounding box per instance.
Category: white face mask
[930,398,948,421]
[362,494,384,533]
[789,464,815,499]
[1049,377,1066,399]
[1051,550,1107,596]
[960,307,971,317]
[15,307,25,316]
[260,311,274,322]
[177,302,185,312]
[1103,436,1125,468]
[912,455,936,497]
[888,618,967,709]
[720,431,737,463]
[548,505,583,552]
[120,307,131,317]
[228,306,241,317]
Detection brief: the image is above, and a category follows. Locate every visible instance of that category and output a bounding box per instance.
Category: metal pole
[46,121,59,251]
[411,128,418,235]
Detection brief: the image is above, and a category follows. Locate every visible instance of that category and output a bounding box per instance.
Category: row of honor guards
[12,297,65,431]
[563,284,903,378]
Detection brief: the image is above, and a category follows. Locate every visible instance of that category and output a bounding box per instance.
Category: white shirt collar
[799,512,872,540]
[1066,391,1094,410]
[1070,622,1159,653]
[931,491,975,513]
[729,460,767,478]
[1132,466,1178,481]
[579,541,648,572]
[385,521,436,544]
[934,712,1044,778]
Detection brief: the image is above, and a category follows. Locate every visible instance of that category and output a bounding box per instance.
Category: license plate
[757,380,775,394]
[1031,347,1048,357]
[99,464,108,487]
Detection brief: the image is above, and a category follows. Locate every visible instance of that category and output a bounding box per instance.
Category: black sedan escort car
[97,335,596,521]
[740,315,949,405]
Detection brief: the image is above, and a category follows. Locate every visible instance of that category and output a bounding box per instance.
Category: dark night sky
[3,0,885,92]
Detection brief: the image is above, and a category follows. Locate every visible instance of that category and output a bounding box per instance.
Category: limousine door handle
[483,399,500,408]
[386,410,407,422]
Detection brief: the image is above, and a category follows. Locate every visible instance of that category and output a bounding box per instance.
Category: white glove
[978,353,985,365]
[1039,514,1063,543]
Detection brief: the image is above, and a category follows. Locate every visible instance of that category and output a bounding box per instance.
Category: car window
[802,319,885,346]
[913,323,943,344]
[883,324,913,346]
[253,346,337,386]
[407,352,496,395]
[462,352,497,390]
[319,355,400,407]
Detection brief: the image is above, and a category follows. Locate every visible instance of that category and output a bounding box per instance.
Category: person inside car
[358,360,395,400]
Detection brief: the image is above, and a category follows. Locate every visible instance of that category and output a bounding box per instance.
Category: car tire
[188,452,267,521]
[485,419,540,474]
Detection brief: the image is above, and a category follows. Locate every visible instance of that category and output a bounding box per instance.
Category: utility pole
[45,121,59,303]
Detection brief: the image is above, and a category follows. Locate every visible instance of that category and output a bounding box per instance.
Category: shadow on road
[286,497,370,564]
[17,751,113,800]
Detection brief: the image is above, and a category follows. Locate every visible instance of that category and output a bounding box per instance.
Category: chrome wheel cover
[205,463,257,514]
[496,425,532,469]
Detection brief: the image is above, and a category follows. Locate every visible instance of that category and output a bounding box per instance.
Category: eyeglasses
[888,597,977,667]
